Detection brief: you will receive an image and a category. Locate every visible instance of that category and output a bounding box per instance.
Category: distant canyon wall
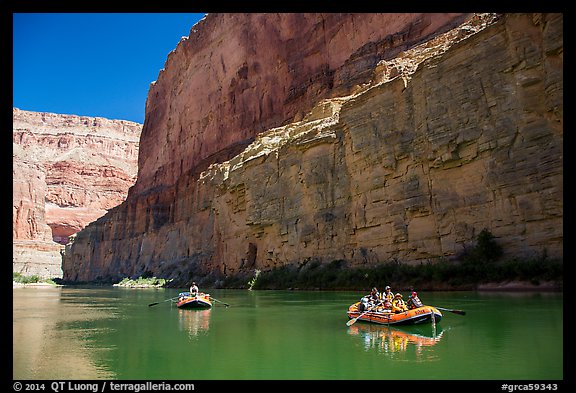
[63,13,562,286]
[13,108,141,277]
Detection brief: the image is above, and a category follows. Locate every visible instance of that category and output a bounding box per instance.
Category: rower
[190,282,199,297]
[406,291,423,309]
[359,296,371,312]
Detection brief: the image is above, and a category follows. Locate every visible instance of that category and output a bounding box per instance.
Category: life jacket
[384,291,394,302]
[392,299,406,312]
[411,296,423,307]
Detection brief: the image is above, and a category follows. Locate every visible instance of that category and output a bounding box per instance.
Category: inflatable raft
[347,302,442,325]
[176,292,212,309]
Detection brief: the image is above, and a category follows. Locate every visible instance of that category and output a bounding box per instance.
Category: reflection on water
[348,322,444,360]
[177,309,211,339]
[13,287,117,379]
[13,288,562,380]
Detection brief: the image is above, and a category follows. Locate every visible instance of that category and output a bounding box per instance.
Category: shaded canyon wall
[63,13,563,286]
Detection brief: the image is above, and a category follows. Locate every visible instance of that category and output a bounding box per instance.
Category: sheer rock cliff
[62,13,563,286]
[13,108,141,278]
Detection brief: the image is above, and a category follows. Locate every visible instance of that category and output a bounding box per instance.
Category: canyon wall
[134,13,471,195]
[63,13,563,286]
[13,108,141,277]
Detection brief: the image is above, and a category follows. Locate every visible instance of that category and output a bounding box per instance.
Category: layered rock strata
[13,108,141,277]
[63,13,563,286]
[134,13,471,195]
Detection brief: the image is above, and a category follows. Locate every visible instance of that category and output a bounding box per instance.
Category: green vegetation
[13,272,58,286]
[247,269,261,290]
[114,276,169,288]
[221,229,562,291]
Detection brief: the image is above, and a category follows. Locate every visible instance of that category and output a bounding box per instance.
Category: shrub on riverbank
[114,276,168,288]
[13,272,58,286]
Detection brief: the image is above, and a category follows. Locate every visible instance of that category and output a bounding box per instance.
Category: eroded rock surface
[13,108,141,277]
[63,13,562,286]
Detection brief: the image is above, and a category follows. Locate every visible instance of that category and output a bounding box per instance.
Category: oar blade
[436,306,466,316]
[210,297,230,307]
[149,296,180,308]
[346,305,376,326]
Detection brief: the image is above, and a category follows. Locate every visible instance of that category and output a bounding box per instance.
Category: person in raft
[359,287,381,312]
[382,297,393,311]
[391,293,408,313]
[382,285,394,303]
[369,287,381,302]
[190,282,199,297]
[406,291,423,309]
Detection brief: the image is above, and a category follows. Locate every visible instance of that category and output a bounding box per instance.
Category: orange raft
[176,292,212,309]
[347,302,442,325]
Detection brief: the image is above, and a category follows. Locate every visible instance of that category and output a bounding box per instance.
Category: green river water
[13,287,563,381]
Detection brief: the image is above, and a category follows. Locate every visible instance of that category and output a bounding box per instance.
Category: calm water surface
[13,287,563,380]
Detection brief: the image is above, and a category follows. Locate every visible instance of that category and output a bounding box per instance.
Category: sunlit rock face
[63,13,562,286]
[13,108,141,277]
[133,13,471,196]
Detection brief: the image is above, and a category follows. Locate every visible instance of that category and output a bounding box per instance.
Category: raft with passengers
[148,281,230,309]
[175,282,212,309]
[176,291,213,309]
[347,286,457,326]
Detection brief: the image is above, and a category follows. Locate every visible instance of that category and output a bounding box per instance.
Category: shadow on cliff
[218,230,562,292]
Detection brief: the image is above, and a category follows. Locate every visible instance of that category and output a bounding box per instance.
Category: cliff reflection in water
[13,288,117,379]
[177,309,211,339]
[348,323,444,360]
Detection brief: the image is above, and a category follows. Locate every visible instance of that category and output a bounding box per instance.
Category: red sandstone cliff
[13,108,141,277]
[63,13,563,286]
[133,13,470,196]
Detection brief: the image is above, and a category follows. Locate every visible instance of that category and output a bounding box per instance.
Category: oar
[148,296,179,307]
[431,304,437,335]
[435,306,466,316]
[346,304,377,326]
[209,297,230,307]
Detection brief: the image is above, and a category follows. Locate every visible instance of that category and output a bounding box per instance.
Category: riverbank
[20,280,562,292]
[262,280,563,292]
[46,252,563,293]
[12,272,62,288]
[219,256,563,292]
[112,276,169,288]
[477,280,561,291]
[13,281,62,288]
